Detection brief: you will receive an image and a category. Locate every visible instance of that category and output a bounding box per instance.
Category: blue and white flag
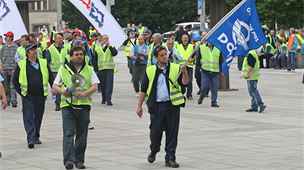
[205,0,266,73]
[69,0,127,48]
[0,0,27,39]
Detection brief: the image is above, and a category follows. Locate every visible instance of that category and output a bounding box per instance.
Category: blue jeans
[201,71,219,104]
[22,96,46,144]
[62,108,90,164]
[247,80,264,110]
[288,52,296,70]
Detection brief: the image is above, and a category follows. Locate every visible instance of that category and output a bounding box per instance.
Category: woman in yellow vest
[176,33,195,100]
[136,46,189,168]
[13,43,54,149]
[52,46,99,169]
[242,50,266,113]
[92,35,118,105]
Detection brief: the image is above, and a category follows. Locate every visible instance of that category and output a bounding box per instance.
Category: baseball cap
[4,31,14,37]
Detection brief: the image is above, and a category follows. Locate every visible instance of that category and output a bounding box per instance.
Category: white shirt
[53,70,100,86]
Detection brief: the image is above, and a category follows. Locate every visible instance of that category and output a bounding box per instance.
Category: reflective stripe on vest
[146,63,185,106]
[48,44,69,72]
[242,50,260,80]
[94,44,115,70]
[58,64,93,108]
[176,44,194,67]
[200,44,221,72]
[18,58,49,96]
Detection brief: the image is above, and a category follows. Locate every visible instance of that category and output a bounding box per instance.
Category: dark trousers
[127,58,133,75]
[260,53,272,68]
[62,108,90,164]
[194,66,201,92]
[200,71,219,105]
[132,64,146,93]
[3,70,17,105]
[99,69,114,102]
[52,72,61,107]
[186,67,193,98]
[148,102,180,161]
[21,96,46,144]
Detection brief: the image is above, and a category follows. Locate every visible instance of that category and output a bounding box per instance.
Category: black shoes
[75,162,86,169]
[28,144,34,149]
[259,104,266,113]
[65,161,74,170]
[107,101,113,106]
[246,108,258,112]
[12,103,17,108]
[147,152,156,163]
[165,160,180,168]
[55,105,61,111]
[197,95,204,104]
[211,103,220,108]
[101,100,106,104]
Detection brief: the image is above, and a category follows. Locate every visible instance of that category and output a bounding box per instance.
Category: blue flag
[205,0,266,74]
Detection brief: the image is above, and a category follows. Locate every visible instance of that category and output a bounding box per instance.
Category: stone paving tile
[0,59,303,170]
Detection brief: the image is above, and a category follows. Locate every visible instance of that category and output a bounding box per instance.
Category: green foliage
[225,0,304,29]
[62,0,303,33]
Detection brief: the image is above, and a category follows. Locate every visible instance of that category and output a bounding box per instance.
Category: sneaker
[75,162,86,169]
[259,104,266,113]
[89,122,95,130]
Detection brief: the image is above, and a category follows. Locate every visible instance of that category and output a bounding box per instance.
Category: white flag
[69,0,127,48]
[0,0,27,39]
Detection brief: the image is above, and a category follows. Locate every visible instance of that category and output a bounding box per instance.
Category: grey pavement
[0,54,303,170]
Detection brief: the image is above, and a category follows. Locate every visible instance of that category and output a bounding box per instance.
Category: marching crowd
[0,23,303,169]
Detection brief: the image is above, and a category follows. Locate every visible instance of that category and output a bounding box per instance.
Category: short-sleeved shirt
[247,54,256,68]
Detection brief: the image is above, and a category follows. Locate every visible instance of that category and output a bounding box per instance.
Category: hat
[4,31,14,37]
[25,43,38,52]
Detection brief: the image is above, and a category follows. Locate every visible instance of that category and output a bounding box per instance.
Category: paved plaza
[0,56,303,170]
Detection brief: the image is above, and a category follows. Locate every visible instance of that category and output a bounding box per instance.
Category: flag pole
[203,0,248,40]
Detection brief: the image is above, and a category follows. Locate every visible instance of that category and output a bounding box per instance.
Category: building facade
[28,0,58,33]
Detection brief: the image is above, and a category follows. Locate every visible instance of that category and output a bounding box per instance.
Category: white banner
[69,0,127,48]
[0,0,27,39]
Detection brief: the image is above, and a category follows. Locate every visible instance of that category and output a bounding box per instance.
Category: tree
[62,0,304,33]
